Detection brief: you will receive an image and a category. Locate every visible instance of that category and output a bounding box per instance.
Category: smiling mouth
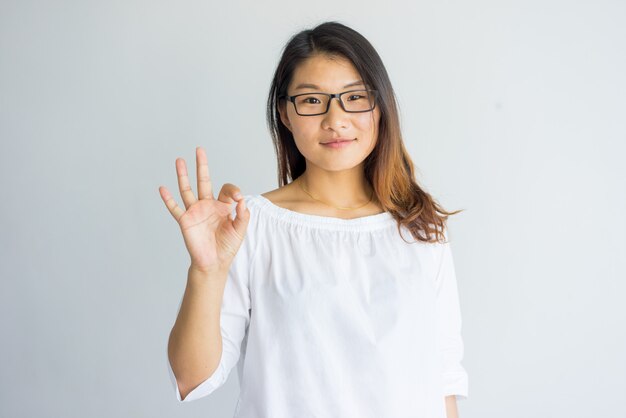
[320,138,356,144]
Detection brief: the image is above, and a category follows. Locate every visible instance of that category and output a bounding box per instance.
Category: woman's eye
[303,97,320,104]
[348,95,363,101]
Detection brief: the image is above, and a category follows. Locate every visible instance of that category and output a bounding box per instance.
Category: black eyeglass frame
[279,89,379,116]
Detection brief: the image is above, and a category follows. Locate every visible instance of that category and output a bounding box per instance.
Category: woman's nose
[322,97,349,128]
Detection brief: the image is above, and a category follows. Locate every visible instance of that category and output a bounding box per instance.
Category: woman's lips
[320,139,356,149]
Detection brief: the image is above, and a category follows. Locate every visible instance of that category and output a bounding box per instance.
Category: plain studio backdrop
[1,1,624,417]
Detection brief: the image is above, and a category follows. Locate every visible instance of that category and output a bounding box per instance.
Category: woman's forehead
[289,55,363,91]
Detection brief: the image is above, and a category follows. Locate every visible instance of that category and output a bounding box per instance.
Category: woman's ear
[278,101,292,132]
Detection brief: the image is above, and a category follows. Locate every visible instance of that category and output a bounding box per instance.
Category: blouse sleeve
[167,202,254,402]
[434,238,469,400]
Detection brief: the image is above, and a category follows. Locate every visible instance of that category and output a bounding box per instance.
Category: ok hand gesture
[158,147,250,276]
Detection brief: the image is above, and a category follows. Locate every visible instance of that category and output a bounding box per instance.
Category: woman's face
[278,54,381,174]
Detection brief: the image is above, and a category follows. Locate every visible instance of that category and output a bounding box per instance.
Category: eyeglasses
[279,89,378,116]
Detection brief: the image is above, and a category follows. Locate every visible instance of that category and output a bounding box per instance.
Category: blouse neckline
[249,194,397,231]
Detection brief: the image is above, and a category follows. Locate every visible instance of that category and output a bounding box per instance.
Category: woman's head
[267,21,399,186]
[267,21,462,243]
[277,53,381,176]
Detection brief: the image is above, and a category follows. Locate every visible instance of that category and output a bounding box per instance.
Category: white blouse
[167,194,469,417]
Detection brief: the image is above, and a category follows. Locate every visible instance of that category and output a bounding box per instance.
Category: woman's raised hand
[158,147,250,275]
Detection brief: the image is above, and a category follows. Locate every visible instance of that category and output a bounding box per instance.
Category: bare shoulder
[260,182,302,211]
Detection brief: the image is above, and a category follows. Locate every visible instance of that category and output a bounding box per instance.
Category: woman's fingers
[216,183,249,236]
[217,183,242,205]
[196,147,214,200]
[176,158,197,210]
[163,150,246,229]
[159,186,185,222]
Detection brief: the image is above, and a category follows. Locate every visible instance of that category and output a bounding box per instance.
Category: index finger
[196,146,214,200]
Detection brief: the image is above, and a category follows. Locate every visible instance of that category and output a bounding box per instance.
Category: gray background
[1,0,624,417]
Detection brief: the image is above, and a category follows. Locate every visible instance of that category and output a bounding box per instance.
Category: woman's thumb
[232,196,250,238]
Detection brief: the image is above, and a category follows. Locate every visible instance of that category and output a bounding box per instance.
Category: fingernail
[234,192,242,199]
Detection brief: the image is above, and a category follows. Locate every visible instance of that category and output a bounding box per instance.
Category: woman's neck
[296,170,374,210]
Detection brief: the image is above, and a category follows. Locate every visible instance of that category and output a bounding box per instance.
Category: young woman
[160,21,468,418]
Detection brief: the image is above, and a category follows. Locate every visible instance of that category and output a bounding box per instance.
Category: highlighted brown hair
[266,21,463,243]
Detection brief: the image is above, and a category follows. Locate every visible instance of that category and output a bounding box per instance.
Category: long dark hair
[266,21,463,243]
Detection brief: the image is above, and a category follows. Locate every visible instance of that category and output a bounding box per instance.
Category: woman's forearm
[168,266,228,400]
[445,395,459,418]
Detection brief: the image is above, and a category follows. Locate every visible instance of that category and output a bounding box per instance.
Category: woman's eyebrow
[293,80,365,90]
